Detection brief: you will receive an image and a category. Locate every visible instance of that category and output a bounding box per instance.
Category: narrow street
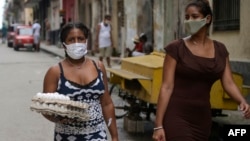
[0,43,56,140]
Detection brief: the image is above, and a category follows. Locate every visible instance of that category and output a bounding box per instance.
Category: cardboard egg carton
[30,92,90,121]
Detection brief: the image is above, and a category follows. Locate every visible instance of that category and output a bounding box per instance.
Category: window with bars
[213,0,240,31]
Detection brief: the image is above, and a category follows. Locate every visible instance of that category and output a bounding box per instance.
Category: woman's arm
[42,65,62,123]
[99,61,119,141]
[43,65,59,93]
[153,54,177,141]
[221,57,250,118]
[154,54,176,127]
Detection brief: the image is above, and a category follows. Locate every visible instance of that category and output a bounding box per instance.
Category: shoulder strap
[92,60,100,71]
[58,62,64,75]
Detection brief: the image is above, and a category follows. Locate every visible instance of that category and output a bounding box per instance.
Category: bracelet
[153,126,163,131]
[107,118,112,127]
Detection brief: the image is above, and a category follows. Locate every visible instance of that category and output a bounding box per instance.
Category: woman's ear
[62,42,66,49]
[206,15,212,24]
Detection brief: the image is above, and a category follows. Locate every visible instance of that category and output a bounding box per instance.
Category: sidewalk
[40,42,121,70]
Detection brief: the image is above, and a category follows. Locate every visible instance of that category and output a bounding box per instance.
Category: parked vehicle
[7,23,23,47]
[13,25,35,51]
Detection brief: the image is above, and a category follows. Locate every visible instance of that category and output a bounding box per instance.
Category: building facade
[3,0,250,85]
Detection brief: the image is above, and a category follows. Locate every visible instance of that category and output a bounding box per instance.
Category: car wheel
[14,46,19,51]
[33,44,36,51]
[7,42,11,47]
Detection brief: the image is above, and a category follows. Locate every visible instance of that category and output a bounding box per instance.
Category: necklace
[190,37,198,45]
[192,40,198,45]
[67,58,86,69]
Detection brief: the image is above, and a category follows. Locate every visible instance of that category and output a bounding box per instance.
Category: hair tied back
[197,0,210,5]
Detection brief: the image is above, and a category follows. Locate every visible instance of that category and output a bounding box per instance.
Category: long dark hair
[185,0,213,26]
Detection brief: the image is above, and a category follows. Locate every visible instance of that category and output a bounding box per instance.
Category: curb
[40,47,64,58]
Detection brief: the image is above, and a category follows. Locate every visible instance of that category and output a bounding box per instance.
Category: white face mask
[184,17,207,35]
[63,42,88,59]
[104,20,111,25]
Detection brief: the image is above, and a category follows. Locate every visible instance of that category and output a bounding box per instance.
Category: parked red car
[13,25,35,51]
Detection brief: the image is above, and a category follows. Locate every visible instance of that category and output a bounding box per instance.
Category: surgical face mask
[104,20,110,25]
[184,17,207,35]
[63,42,88,59]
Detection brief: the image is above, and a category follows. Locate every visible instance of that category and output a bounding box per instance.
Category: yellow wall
[24,8,33,25]
[210,0,250,60]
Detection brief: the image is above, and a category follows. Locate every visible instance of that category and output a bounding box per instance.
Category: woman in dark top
[42,22,118,141]
[152,0,250,141]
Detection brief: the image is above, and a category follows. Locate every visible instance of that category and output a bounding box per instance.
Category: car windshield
[19,28,33,36]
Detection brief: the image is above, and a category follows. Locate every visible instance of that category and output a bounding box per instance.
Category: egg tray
[30,96,90,121]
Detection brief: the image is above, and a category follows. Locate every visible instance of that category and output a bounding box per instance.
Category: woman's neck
[189,32,208,47]
[66,57,86,69]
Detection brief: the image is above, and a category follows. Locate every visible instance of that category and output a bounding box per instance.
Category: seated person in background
[139,33,153,55]
[126,35,144,57]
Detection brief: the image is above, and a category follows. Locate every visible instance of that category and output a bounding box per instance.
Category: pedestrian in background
[95,14,113,68]
[32,19,41,52]
[45,18,51,45]
[139,33,153,55]
[1,22,7,44]
[42,22,119,141]
[152,0,250,141]
[60,18,66,29]
[126,33,153,57]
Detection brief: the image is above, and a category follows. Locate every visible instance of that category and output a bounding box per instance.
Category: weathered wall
[111,0,119,53]
[210,0,250,60]
[24,8,33,25]
[124,0,138,50]
[137,0,153,44]
[163,0,193,50]
[164,0,175,51]
[50,0,60,30]
[153,0,165,51]
[123,0,155,51]
[90,0,101,51]
[209,0,250,85]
